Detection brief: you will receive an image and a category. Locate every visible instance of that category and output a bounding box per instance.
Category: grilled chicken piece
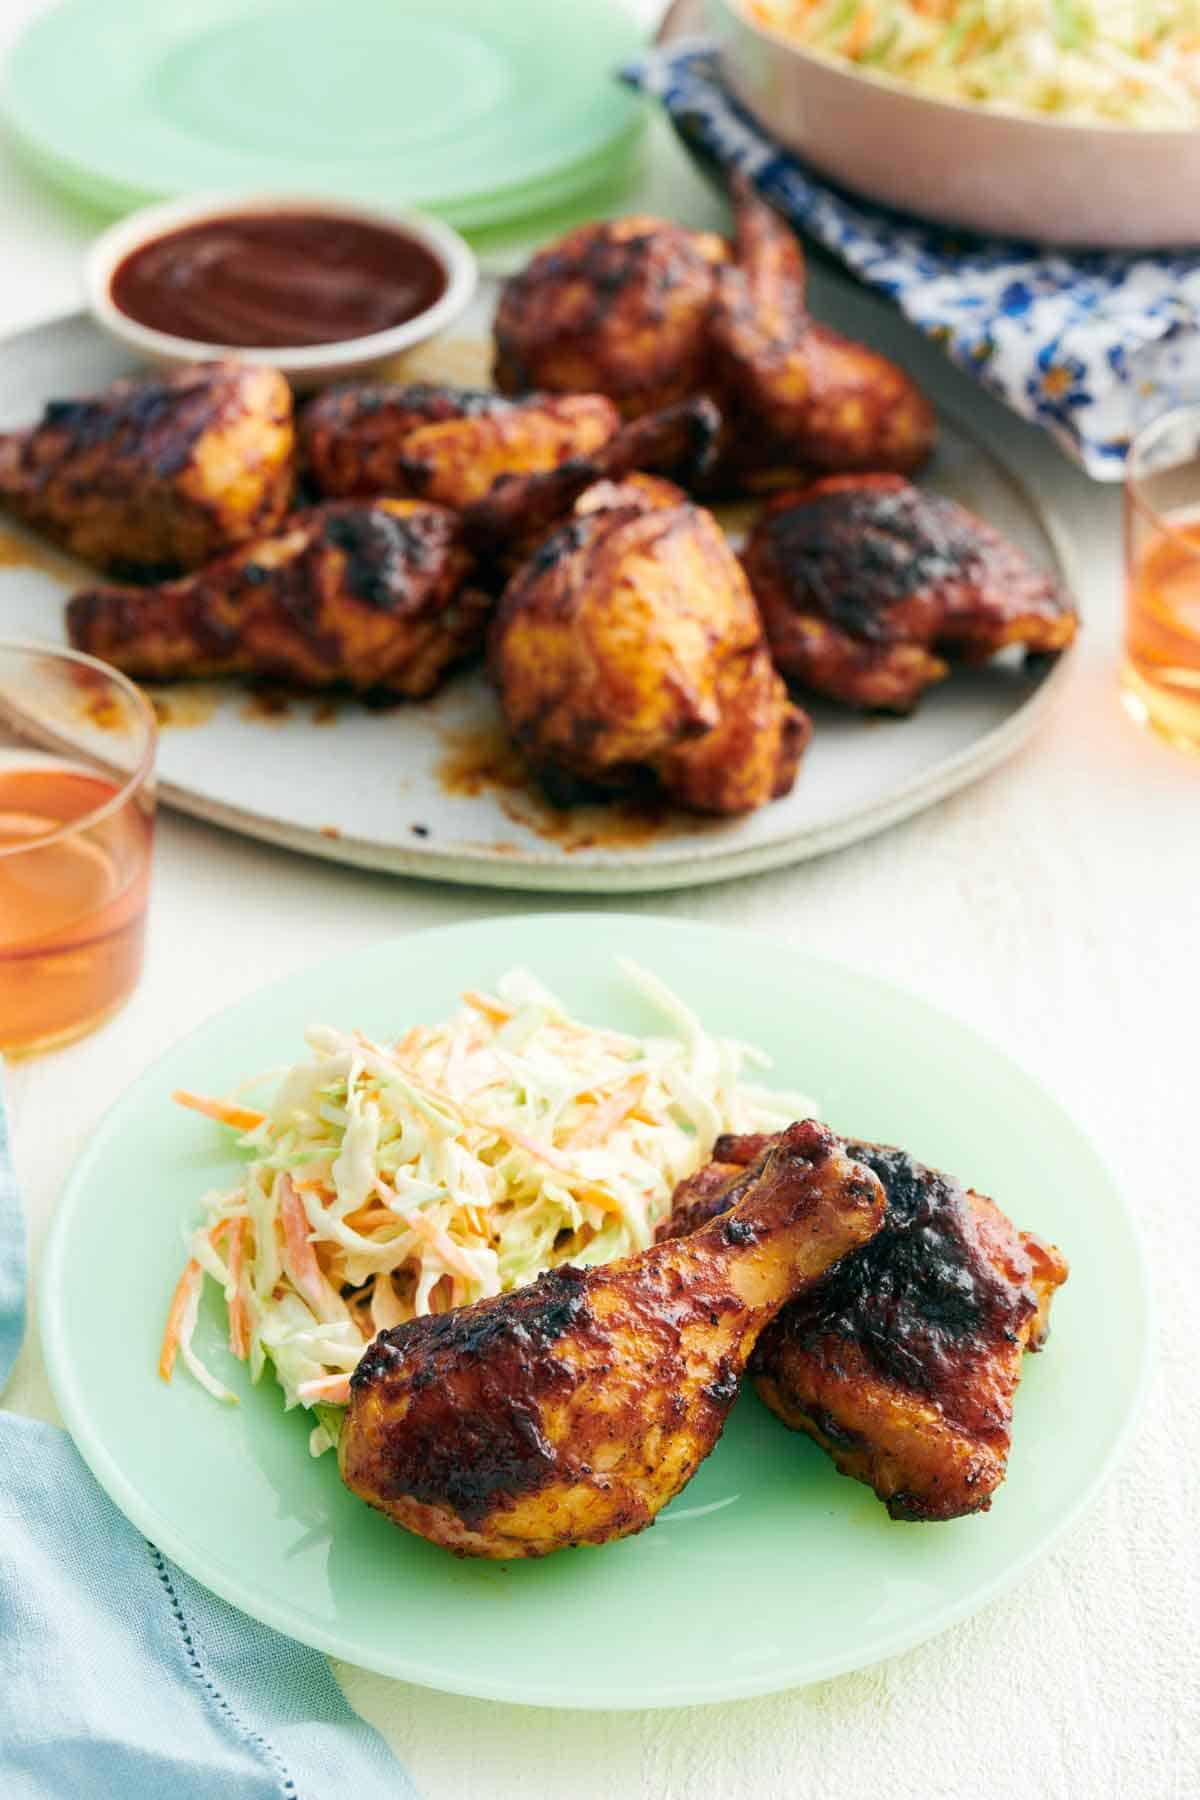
[572,472,689,516]
[660,1133,1068,1522]
[494,215,730,419]
[461,395,720,560]
[339,1120,885,1558]
[661,1133,779,1240]
[302,382,619,508]
[492,181,933,491]
[0,361,294,577]
[742,474,1079,712]
[64,399,721,699]
[489,471,809,814]
[707,178,935,486]
[67,500,486,698]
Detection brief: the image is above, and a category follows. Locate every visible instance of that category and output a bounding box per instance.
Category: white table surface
[1,4,1197,1797]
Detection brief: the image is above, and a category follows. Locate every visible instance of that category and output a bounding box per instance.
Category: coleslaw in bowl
[745,1,1200,127]
[709,0,1200,244]
[159,960,814,1452]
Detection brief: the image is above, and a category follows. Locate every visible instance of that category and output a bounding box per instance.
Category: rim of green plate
[0,0,647,231]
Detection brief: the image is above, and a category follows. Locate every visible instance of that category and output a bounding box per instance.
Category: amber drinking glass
[0,642,156,1057]
[1124,407,1200,752]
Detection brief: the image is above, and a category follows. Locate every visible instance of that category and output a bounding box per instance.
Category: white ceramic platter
[0,300,1073,894]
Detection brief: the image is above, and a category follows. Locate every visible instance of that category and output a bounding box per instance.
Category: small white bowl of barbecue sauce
[85,193,478,387]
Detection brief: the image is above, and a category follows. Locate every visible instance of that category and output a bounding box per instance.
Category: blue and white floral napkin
[626,41,1200,480]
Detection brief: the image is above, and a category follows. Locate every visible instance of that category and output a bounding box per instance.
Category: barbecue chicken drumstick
[660,1132,1068,1522]
[707,178,935,486]
[0,361,294,576]
[302,383,619,508]
[339,1120,885,1558]
[742,474,1079,712]
[489,472,809,813]
[67,500,487,698]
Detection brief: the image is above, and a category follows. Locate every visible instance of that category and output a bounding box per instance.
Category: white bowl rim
[84,190,478,371]
[716,0,1200,140]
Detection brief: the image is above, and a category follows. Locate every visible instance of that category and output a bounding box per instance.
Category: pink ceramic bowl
[710,0,1200,248]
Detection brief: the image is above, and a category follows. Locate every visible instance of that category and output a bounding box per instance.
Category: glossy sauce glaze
[339,1121,885,1557]
[781,1141,1039,1415]
[109,213,448,348]
[662,1131,1050,1428]
[659,1129,1069,1521]
[754,476,1061,644]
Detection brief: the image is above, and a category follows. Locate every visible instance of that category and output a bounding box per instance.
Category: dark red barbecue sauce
[109,212,448,349]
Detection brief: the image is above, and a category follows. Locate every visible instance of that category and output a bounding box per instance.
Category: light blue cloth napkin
[0,1080,416,1800]
[626,41,1200,481]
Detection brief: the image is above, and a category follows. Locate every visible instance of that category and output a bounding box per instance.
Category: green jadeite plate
[0,0,645,227]
[40,916,1148,1708]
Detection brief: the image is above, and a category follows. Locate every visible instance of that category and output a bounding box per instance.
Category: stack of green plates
[0,0,647,231]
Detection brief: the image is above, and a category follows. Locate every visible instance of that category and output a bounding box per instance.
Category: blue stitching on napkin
[146,1544,300,1800]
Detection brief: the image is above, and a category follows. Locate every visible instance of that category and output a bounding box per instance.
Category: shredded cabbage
[747,1,1200,125]
[164,961,816,1451]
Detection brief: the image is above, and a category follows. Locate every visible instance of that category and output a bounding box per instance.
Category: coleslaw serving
[746,2,1200,126]
[160,961,814,1453]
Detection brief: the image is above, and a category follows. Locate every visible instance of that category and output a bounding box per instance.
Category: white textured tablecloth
[0,4,1196,1795]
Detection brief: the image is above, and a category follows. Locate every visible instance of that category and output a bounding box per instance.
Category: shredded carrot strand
[297,1373,352,1404]
[483,1128,626,1218]
[225,1219,251,1360]
[158,1261,202,1382]
[843,3,874,59]
[278,1174,329,1311]
[389,1196,482,1284]
[564,1075,648,1150]
[462,990,512,1025]
[344,1203,404,1231]
[173,1090,266,1133]
[579,1185,627,1219]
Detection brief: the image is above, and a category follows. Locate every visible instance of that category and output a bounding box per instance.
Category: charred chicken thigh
[742,473,1079,712]
[660,1132,1068,1522]
[67,500,486,698]
[0,361,294,576]
[489,471,809,814]
[302,383,619,508]
[494,215,729,418]
[339,1120,885,1558]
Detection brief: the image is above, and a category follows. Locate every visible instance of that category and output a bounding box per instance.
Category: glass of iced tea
[1124,407,1200,752]
[0,641,156,1057]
